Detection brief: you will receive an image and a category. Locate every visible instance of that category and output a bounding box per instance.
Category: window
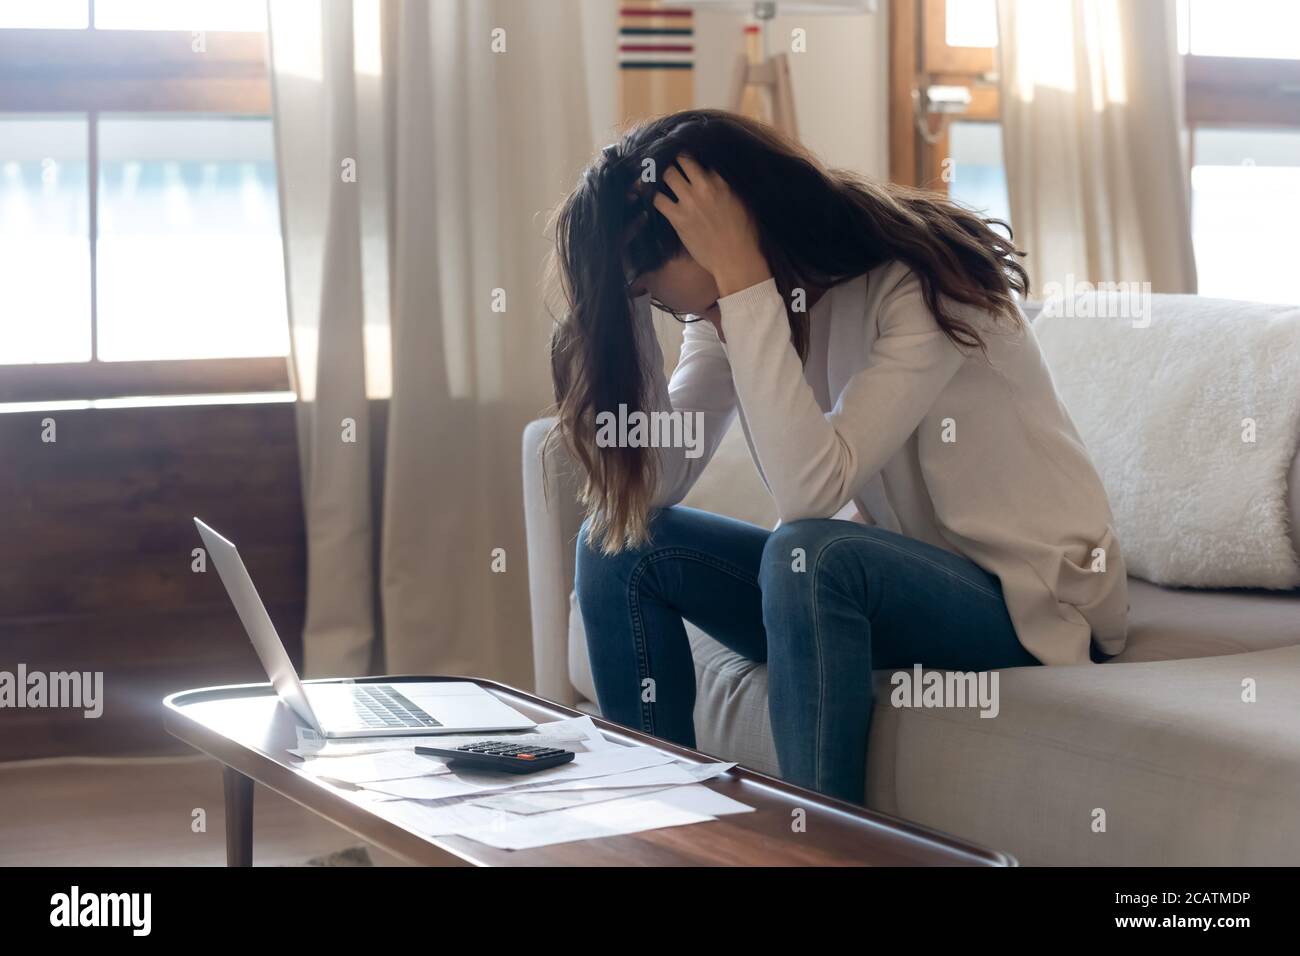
[947,120,1010,224]
[891,0,1300,304]
[943,0,996,50]
[0,116,90,363]
[93,0,267,33]
[0,0,288,403]
[1181,0,1300,60]
[1191,127,1300,304]
[890,0,1000,190]
[0,1,88,30]
[96,116,287,361]
[919,0,1005,225]
[1182,0,1300,304]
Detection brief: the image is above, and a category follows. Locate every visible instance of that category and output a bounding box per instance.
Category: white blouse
[638,260,1129,666]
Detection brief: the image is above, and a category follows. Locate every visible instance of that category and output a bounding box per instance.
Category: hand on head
[650,155,771,300]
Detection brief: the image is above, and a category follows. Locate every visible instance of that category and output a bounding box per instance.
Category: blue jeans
[575,506,1042,804]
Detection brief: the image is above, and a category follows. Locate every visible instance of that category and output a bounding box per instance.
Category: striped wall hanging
[619,4,694,123]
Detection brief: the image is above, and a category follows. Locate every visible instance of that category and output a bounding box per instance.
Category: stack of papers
[289,716,753,850]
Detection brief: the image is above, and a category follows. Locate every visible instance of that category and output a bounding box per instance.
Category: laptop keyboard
[349,685,443,729]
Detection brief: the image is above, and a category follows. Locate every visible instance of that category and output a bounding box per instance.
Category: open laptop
[194,517,535,738]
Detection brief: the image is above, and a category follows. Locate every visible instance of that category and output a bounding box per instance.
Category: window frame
[922,0,995,77]
[1184,54,1300,127]
[0,18,288,403]
[891,0,1300,191]
[891,0,1001,189]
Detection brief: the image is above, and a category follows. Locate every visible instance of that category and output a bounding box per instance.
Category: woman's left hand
[653,156,772,299]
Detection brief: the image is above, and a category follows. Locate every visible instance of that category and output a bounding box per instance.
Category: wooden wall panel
[889,0,920,185]
[0,401,306,760]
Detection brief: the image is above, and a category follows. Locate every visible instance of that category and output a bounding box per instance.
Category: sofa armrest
[522,417,585,706]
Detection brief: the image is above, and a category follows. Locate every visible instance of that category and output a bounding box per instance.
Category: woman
[547,109,1127,804]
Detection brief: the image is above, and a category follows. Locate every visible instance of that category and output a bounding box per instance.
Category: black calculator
[414,741,575,775]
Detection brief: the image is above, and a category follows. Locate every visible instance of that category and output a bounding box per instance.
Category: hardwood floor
[0,755,417,867]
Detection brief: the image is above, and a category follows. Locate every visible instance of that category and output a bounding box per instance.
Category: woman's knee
[761,519,850,583]
[759,519,887,626]
[759,519,839,613]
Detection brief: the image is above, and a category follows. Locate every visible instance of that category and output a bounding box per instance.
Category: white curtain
[995,0,1198,294]
[268,0,617,681]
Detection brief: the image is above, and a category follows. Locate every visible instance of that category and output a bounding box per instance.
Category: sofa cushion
[1290,444,1300,557]
[1115,577,1300,662]
[1034,294,1300,590]
[664,630,1300,865]
[567,590,598,705]
[880,643,1300,865]
[686,623,780,776]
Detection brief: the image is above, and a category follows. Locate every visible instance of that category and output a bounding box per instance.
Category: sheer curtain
[267,0,616,681]
[995,0,1198,294]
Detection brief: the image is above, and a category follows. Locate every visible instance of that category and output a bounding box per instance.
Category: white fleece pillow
[1033,294,1300,590]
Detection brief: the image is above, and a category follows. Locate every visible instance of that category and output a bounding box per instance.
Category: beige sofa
[522,301,1300,866]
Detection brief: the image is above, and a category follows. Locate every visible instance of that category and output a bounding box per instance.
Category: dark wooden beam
[889,0,920,185]
[0,357,291,404]
[0,29,270,112]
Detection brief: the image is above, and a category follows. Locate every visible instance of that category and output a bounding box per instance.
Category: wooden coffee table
[163,675,1014,866]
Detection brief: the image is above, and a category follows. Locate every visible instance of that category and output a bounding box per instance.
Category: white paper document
[301,719,753,851]
[455,785,755,850]
[468,785,676,815]
[358,745,679,801]
[361,793,513,835]
[296,748,452,785]
[354,758,736,817]
[516,759,737,794]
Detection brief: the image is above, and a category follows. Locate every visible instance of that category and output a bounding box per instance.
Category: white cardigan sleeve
[717,273,966,522]
[632,295,738,508]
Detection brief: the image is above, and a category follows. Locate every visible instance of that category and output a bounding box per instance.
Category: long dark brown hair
[547,109,1027,553]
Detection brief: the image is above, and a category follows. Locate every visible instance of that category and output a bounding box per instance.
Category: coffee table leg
[223,766,254,867]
